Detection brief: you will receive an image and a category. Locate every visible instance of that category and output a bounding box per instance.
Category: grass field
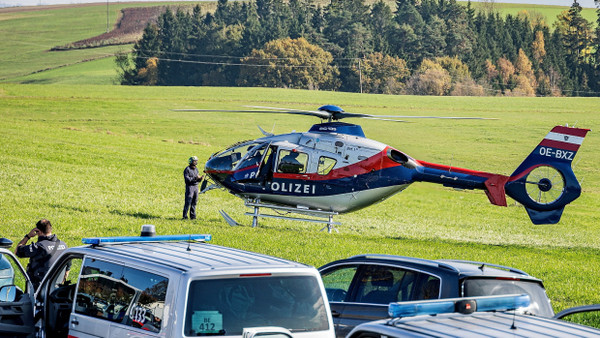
[1,1,597,85]
[1,83,599,322]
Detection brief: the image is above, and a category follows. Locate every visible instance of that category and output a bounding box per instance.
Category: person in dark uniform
[279,150,304,174]
[183,156,203,220]
[15,219,69,290]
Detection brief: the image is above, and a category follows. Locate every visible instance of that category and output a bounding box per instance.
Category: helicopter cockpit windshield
[206,142,266,172]
[237,143,269,170]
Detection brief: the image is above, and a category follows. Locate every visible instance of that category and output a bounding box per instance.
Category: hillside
[0,1,596,85]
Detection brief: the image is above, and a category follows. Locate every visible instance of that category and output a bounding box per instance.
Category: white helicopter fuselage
[204,122,417,213]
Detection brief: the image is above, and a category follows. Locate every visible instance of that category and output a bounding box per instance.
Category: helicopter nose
[204,156,229,183]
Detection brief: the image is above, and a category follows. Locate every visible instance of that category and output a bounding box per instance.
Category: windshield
[206,142,262,172]
[184,275,329,336]
[463,278,554,317]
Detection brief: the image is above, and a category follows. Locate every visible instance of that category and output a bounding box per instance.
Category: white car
[8,229,335,337]
[346,294,600,338]
[0,237,35,337]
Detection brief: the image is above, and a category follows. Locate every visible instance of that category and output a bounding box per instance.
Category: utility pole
[106,0,109,33]
[358,59,363,94]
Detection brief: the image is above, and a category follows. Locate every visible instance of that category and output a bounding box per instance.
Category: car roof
[321,254,541,281]
[69,241,309,273]
[353,312,600,337]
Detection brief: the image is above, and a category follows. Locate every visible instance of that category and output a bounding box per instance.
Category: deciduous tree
[355,52,409,94]
[238,37,339,90]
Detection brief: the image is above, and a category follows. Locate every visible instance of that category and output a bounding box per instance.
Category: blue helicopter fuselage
[204,122,494,213]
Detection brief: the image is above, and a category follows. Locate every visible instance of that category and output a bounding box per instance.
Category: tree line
[116,0,600,96]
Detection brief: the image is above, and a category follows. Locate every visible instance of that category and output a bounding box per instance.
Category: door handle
[71,318,79,326]
[331,310,341,317]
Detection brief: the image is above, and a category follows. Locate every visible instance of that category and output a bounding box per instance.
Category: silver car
[28,231,334,337]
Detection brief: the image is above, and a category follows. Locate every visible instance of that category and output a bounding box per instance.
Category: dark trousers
[183,185,199,219]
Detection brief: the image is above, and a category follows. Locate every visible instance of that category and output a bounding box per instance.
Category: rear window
[463,278,554,317]
[184,275,329,336]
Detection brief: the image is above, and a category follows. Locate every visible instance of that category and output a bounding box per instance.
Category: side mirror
[0,238,13,249]
[242,327,293,338]
[0,285,17,302]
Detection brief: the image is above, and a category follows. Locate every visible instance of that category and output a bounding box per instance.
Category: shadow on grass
[49,204,91,213]
[109,209,160,219]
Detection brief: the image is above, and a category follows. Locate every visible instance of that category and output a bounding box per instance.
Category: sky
[0,0,597,8]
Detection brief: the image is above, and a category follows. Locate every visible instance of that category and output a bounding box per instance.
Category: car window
[321,265,358,302]
[0,253,28,293]
[74,258,168,333]
[184,275,329,336]
[462,278,554,317]
[355,265,440,304]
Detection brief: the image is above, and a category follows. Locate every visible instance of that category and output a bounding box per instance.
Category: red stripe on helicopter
[539,139,580,152]
[550,126,590,137]
[416,161,497,178]
[507,164,543,182]
[274,148,401,181]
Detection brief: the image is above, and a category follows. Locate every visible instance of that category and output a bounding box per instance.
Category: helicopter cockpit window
[209,142,260,171]
[318,157,337,175]
[237,143,268,170]
[277,150,308,174]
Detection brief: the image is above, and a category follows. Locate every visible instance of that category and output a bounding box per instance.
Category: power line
[127,54,600,96]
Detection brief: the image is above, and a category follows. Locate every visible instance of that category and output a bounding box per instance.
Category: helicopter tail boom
[415,125,589,224]
[504,125,590,224]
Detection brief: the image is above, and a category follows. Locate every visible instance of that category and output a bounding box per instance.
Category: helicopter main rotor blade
[173,108,332,119]
[173,106,497,122]
[372,115,498,120]
[361,117,411,123]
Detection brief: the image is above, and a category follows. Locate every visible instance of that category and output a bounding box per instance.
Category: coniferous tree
[369,1,394,54]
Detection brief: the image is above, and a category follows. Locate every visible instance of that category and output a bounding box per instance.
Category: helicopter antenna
[257,125,274,137]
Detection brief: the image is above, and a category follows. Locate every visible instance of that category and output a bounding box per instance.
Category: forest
[116,0,600,96]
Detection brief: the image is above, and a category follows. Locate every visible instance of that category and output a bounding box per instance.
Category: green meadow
[1,84,599,322]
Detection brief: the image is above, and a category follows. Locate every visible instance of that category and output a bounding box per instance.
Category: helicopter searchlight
[176,105,590,232]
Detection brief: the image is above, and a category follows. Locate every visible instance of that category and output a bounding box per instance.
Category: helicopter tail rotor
[504,125,590,224]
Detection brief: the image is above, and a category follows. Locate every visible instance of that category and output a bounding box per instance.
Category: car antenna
[187,235,192,251]
[479,263,485,271]
[510,308,518,330]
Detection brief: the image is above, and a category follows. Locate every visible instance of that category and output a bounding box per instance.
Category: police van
[1,228,334,337]
[346,294,600,338]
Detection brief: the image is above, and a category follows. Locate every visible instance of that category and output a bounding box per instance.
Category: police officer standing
[183,156,203,220]
[15,219,68,290]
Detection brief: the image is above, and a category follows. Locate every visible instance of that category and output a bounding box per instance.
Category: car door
[321,263,441,338]
[37,252,83,338]
[0,248,35,337]
[68,257,169,338]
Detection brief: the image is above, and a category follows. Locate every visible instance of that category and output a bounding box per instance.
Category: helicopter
[185,105,589,232]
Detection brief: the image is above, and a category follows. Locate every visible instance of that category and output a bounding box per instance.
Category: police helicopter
[183,105,589,232]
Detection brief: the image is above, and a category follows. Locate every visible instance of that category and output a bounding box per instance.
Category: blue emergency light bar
[388,294,530,318]
[82,234,212,245]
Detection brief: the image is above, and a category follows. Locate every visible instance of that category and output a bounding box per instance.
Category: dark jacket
[184,166,201,186]
[16,234,68,286]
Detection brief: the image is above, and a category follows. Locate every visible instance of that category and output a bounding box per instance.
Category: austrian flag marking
[539,126,590,152]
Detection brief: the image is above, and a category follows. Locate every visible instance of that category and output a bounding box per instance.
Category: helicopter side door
[231,143,271,183]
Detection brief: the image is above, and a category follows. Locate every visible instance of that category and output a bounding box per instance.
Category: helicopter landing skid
[218,201,340,233]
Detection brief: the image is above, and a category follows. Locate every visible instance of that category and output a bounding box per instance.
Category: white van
[28,232,334,338]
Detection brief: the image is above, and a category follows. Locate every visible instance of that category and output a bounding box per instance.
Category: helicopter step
[219,200,341,233]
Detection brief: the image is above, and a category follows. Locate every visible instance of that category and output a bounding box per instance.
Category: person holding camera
[15,219,69,290]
